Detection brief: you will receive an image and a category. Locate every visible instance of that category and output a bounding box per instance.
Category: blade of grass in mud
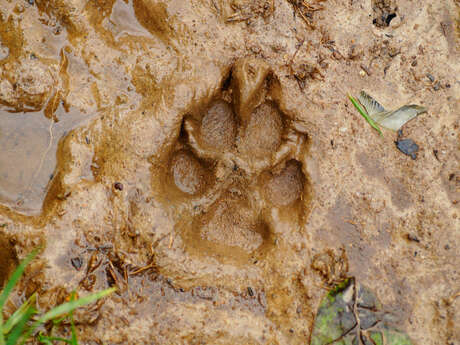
[20,288,115,345]
[0,249,39,345]
[0,249,39,311]
[348,94,383,136]
[70,316,78,345]
[69,292,78,345]
[37,336,53,345]
[5,307,35,345]
[37,288,115,323]
[3,293,37,334]
[38,335,73,344]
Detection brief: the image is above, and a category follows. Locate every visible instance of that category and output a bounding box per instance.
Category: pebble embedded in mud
[113,182,124,191]
[395,138,419,160]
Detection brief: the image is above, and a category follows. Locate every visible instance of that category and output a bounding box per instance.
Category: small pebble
[114,182,124,191]
[71,257,83,270]
[389,15,402,28]
[407,233,420,243]
[426,73,435,82]
[247,287,255,297]
[395,139,419,160]
[385,13,397,26]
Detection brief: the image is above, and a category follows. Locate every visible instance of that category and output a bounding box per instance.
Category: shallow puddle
[106,0,152,40]
[0,106,90,215]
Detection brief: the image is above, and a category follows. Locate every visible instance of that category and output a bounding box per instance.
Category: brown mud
[0,0,459,344]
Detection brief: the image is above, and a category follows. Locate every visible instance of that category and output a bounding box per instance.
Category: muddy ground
[0,0,459,344]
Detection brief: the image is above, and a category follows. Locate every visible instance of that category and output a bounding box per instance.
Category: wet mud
[0,0,459,344]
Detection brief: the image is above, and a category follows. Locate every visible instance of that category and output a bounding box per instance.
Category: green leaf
[348,94,383,136]
[69,292,79,345]
[37,288,115,324]
[310,279,356,345]
[5,306,35,345]
[37,335,54,345]
[310,279,415,345]
[0,249,40,311]
[0,249,40,345]
[384,329,414,345]
[38,334,73,344]
[3,293,37,334]
[20,288,115,345]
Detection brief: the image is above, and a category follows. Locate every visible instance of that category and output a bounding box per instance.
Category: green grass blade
[5,306,35,345]
[37,288,115,324]
[0,249,40,311]
[0,249,40,345]
[38,334,73,344]
[348,94,383,137]
[69,292,78,345]
[3,293,37,334]
[70,316,78,345]
[38,336,54,345]
[20,288,115,345]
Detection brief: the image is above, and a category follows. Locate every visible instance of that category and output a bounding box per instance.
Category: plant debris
[348,94,383,136]
[289,0,326,29]
[357,91,427,131]
[310,278,414,345]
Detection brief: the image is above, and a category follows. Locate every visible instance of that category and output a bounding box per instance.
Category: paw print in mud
[152,58,312,264]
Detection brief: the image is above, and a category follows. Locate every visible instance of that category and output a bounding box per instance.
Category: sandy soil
[0,0,459,344]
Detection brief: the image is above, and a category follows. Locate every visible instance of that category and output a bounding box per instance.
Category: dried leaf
[357,91,426,131]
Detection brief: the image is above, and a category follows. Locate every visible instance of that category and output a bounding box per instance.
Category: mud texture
[0,0,459,344]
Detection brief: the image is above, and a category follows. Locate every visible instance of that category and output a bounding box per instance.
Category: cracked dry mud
[0,0,459,344]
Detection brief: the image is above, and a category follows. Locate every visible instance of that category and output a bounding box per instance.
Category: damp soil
[0,0,459,344]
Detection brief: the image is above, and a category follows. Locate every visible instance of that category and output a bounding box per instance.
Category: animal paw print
[152,58,311,264]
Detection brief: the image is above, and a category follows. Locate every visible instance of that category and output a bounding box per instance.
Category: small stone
[389,14,402,29]
[71,257,83,270]
[395,139,419,160]
[247,287,255,297]
[426,73,435,82]
[406,234,420,243]
[114,182,124,191]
